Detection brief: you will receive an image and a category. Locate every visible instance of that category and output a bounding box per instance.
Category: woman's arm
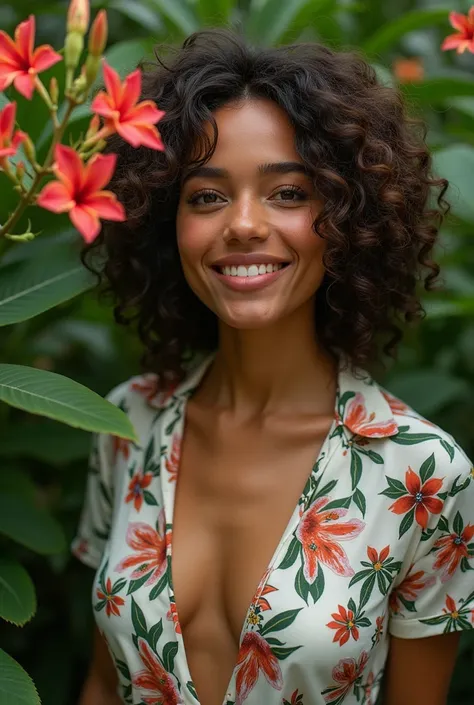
[77,625,122,705]
[382,633,461,705]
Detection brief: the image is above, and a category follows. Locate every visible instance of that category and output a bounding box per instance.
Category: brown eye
[187,190,223,206]
[273,186,307,202]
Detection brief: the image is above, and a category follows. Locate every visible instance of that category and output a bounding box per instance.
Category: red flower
[91,60,165,150]
[166,600,181,634]
[296,496,365,582]
[36,144,125,243]
[132,637,182,705]
[364,672,375,705]
[323,651,369,703]
[389,564,435,614]
[96,577,125,617]
[235,631,283,705]
[389,467,444,528]
[432,522,474,583]
[443,594,458,616]
[165,435,180,483]
[372,615,384,645]
[125,468,153,512]
[112,435,130,460]
[327,604,360,646]
[442,9,474,54]
[367,545,390,567]
[0,15,61,99]
[0,102,26,164]
[115,511,167,586]
[344,393,398,438]
[255,582,278,612]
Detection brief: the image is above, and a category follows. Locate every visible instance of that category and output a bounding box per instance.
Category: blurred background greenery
[1,0,474,703]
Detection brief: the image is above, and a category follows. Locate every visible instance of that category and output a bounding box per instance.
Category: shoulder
[378,383,472,486]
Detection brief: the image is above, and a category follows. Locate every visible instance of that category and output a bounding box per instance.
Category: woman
[72,28,474,705]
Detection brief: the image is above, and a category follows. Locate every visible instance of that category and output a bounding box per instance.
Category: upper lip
[211,254,290,267]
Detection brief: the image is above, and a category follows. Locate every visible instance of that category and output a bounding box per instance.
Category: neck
[198,301,337,417]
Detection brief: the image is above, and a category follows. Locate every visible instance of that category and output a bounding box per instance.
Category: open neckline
[158,354,340,705]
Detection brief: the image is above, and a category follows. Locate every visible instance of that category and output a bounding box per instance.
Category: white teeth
[220,263,285,277]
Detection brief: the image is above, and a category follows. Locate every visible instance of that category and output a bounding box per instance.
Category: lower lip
[210,265,290,291]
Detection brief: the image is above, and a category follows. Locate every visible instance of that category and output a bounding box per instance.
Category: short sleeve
[70,385,127,569]
[389,449,474,639]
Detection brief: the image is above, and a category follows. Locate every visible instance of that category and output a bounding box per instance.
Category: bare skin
[78,97,461,704]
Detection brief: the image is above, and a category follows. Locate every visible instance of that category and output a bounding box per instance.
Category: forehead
[195,98,301,164]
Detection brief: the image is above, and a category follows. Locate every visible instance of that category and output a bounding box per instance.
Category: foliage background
[0,0,474,703]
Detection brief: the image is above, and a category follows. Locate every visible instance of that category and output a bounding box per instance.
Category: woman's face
[176,98,326,330]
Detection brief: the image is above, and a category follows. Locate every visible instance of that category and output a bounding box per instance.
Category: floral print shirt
[71,354,474,705]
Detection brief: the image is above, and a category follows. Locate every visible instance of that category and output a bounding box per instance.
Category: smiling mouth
[212,263,290,278]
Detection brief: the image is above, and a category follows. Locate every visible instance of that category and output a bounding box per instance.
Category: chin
[216,305,282,330]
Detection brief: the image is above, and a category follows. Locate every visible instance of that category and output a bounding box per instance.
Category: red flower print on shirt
[96,577,125,617]
[235,631,283,705]
[389,564,436,614]
[165,434,180,483]
[322,651,369,703]
[296,497,365,582]
[256,582,278,612]
[112,435,130,460]
[363,671,375,705]
[132,637,183,705]
[344,393,398,437]
[125,468,153,512]
[115,510,167,587]
[131,374,177,409]
[388,467,443,528]
[432,519,474,583]
[283,689,304,705]
[326,604,360,645]
[166,599,181,634]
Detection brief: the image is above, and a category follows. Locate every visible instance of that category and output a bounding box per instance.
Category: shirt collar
[172,353,399,440]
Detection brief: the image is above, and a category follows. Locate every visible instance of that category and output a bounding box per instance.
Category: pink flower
[132,638,182,705]
[0,16,62,99]
[36,144,125,243]
[0,102,25,163]
[441,9,474,54]
[91,60,165,150]
[115,512,167,587]
[345,393,398,438]
[235,631,283,705]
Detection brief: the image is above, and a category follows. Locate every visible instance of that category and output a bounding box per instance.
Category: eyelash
[187,184,308,206]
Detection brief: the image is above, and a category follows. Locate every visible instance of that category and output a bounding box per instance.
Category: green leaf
[162,641,179,672]
[277,537,300,570]
[0,493,65,555]
[144,0,199,36]
[131,597,148,640]
[260,608,302,637]
[362,9,454,56]
[187,681,199,701]
[195,0,233,25]
[391,432,440,446]
[0,248,95,327]
[0,365,137,440]
[0,559,36,626]
[0,420,90,465]
[148,568,169,600]
[419,453,436,485]
[401,78,474,106]
[148,620,164,652]
[246,0,313,46]
[359,573,376,611]
[109,0,163,32]
[440,440,455,463]
[453,511,464,537]
[308,563,325,604]
[270,644,303,660]
[0,648,40,705]
[350,450,363,491]
[277,0,337,45]
[323,496,352,511]
[349,568,373,589]
[352,488,366,518]
[143,490,158,506]
[432,145,474,224]
[398,509,415,539]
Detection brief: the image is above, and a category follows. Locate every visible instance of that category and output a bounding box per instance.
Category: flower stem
[0,98,78,239]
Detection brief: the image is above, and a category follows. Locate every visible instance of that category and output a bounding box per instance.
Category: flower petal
[0,101,15,139]
[389,495,414,515]
[102,59,123,107]
[36,181,75,213]
[0,30,22,64]
[119,121,165,150]
[15,15,34,63]
[90,90,118,119]
[449,12,470,33]
[13,72,35,100]
[82,152,117,193]
[69,204,101,242]
[85,192,126,221]
[54,144,84,193]
[405,467,420,495]
[421,477,443,497]
[120,69,142,115]
[31,44,62,73]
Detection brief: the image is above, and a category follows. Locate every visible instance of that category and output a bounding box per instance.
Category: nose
[222,196,270,244]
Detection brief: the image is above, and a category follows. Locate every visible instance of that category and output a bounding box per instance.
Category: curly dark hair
[82,27,449,387]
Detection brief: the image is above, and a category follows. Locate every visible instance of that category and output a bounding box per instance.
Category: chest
[171,406,333,644]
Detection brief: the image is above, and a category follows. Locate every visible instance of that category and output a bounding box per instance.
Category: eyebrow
[181,161,311,185]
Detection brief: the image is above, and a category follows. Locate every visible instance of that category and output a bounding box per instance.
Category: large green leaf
[246,0,316,46]
[0,560,36,626]
[195,0,233,25]
[362,8,453,57]
[144,0,199,36]
[0,246,95,327]
[401,77,474,105]
[0,493,66,555]
[108,0,163,32]
[386,369,467,416]
[0,649,40,705]
[276,0,338,46]
[0,365,137,440]
[432,145,474,223]
[0,420,90,465]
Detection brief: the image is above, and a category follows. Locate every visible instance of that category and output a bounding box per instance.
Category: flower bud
[67,0,90,36]
[85,114,100,141]
[15,161,25,182]
[64,30,84,72]
[84,54,100,86]
[23,134,36,163]
[88,10,108,58]
[49,77,59,105]
[72,71,88,96]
